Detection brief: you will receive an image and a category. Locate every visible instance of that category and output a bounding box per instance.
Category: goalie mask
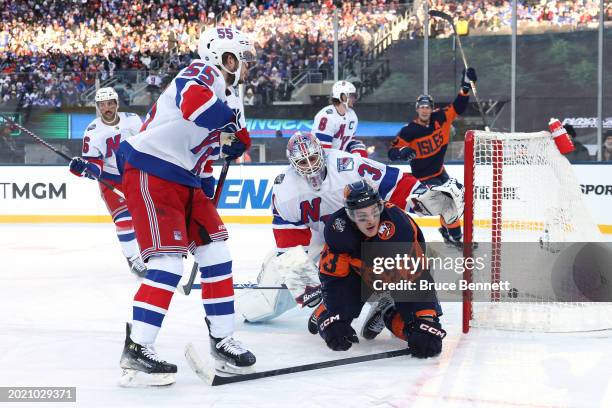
[286,132,326,191]
[198,27,256,87]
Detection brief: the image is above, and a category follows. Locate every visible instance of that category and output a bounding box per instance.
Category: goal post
[462,130,612,333]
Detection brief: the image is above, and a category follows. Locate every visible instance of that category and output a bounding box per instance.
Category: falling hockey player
[117,27,257,386]
[316,180,446,358]
[68,87,147,277]
[388,68,477,248]
[238,132,463,337]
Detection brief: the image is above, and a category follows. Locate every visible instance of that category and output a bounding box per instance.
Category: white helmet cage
[331,80,357,107]
[286,132,326,191]
[198,27,256,87]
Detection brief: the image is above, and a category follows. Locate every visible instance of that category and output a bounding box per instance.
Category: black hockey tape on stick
[428,10,490,131]
[209,348,411,386]
[180,159,231,296]
[0,114,125,198]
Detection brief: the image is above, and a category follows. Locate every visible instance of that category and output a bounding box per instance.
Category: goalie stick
[428,10,490,131]
[191,283,288,290]
[179,158,230,295]
[185,343,411,386]
[0,114,125,198]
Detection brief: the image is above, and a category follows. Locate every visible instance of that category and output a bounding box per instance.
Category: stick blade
[184,343,215,385]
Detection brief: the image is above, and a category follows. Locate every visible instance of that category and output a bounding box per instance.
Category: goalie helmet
[198,27,256,87]
[331,80,357,107]
[286,132,326,191]
[95,87,119,105]
[343,179,383,221]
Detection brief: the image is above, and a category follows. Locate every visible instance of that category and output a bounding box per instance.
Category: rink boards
[0,164,610,234]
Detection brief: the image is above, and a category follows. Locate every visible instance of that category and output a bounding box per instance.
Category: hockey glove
[461,67,477,92]
[201,176,215,199]
[69,157,100,180]
[346,140,368,158]
[388,147,416,162]
[406,317,446,358]
[221,128,251,161]
[318,311,359,351]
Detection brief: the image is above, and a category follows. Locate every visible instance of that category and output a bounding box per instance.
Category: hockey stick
[179,159,231,296]
[190,283,288,290]
[185,343,411,386]
[0,114,125,198]
[428,10,490,131]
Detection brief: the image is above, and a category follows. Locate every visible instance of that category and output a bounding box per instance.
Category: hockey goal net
[462,130,612,333]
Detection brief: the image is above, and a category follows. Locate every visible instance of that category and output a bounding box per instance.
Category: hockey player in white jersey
[238,132,464,328]
[116,27,257,386]
[68,87,146,277]
[312,80,366,157]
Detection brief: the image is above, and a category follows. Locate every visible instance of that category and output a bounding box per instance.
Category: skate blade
[118,369,175,387]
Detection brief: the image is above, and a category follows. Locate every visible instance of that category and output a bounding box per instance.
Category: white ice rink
[1,223,611,408]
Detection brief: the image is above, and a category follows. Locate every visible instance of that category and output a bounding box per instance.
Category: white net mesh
[466,131,612,332]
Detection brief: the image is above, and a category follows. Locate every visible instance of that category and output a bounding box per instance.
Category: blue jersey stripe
[315,132,333,142]
[272,215,304,226]
[379,165,400,198]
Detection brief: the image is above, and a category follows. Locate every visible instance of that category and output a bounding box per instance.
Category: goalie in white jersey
[68,87,146,277]
[238,132,464,325]
[312,80,366,157]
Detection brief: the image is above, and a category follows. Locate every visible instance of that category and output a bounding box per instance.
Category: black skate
[361,294,394,340]
[206,318,256,374]
[119,323,176,387]
[127,256,147,278]
[439,227,463,250]
[308,302,326,334]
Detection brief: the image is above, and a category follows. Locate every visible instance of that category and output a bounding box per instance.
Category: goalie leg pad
[237,288,296,323]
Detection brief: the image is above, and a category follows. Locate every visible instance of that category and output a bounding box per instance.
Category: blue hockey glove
[201,176,215,199]
[461,67,477,92]
[69,157,100,180]
[318,311,359,351]
[406,317,446,358]
[388,147,416,162]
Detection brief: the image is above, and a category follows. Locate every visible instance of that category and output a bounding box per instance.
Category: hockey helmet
[331,80,357,106]
[95,87,119,105]
[198,27,256,87]
[415,94,434,110]
[343,179,383,221]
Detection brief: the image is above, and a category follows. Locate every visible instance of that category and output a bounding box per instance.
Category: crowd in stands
[421,0,612,38]
[0,0,610,108]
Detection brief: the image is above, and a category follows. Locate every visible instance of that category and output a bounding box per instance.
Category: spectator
[563,124,591,161]
[244,87,256,106]
[603,131,612,162]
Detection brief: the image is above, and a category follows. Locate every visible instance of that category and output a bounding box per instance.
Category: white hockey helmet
[286,132,326,191]
[331,80,357,106]
[95,87,119,105]
[198,27,256,87]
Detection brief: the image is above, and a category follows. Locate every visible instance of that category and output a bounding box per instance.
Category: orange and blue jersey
[389,91,469,180]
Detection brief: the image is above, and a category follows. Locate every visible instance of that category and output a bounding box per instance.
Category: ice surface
[1,224,611,407]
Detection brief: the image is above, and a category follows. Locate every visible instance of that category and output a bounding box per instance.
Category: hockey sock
[131,254,183,345]
[383,308,407,341]
[114,210,139,258]
[441,217,462,241]
[194,241,235,339]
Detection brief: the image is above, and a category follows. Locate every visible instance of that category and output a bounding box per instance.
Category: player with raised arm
[312,80,367,157]
[68,87,146,277]
[388,68,477,248]
[238,132,462,333]
[116,27,257,386]
[316,180,445,358]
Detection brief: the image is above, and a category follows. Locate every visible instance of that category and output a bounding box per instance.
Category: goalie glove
[408,178,464,224]
[272,246,322,308]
